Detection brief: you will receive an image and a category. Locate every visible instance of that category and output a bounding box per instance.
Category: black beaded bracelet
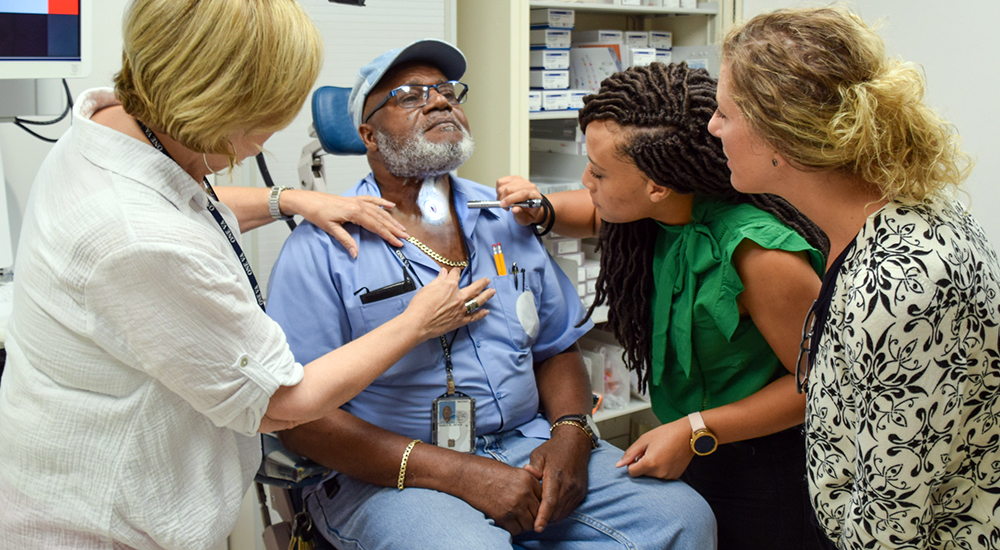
[532,194,556,237]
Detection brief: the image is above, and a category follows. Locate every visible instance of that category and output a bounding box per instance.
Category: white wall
[0,0,454,294]
[739,0,1000,245]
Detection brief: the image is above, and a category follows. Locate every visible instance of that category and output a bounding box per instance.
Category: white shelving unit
[456,0,727,184]
[456,0,730,447]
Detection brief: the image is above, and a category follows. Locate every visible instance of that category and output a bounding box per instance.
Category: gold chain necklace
[406,236,468,268]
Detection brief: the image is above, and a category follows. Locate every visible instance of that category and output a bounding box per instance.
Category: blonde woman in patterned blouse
[711,6,1000,550]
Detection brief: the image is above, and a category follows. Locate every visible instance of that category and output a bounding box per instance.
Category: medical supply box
[528,90,542,112]
[530,49,570,70]
[541,90,570,111]
[624,31,649,48]
[573,29,622,44]
[530,8,574,29]
[530,28,572,49]
[530,69,570,90]
[649,31,673,50]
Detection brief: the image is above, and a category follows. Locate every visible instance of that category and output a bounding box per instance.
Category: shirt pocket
[357,291,442,380]
[488,271,541,351]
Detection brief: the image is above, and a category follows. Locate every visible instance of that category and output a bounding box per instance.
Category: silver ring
[464,299,479,314]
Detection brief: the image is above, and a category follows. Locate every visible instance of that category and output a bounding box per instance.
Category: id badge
[431,393,476,453]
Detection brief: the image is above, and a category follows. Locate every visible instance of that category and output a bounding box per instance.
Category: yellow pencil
[493,243,507,276]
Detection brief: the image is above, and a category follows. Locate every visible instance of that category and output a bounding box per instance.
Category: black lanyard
[137,120,266,312]
[391,247,461,395]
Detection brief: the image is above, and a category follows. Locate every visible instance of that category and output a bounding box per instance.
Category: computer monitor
[0,0,91,80]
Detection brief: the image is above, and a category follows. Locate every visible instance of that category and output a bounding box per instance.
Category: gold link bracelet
[397,439,421,490]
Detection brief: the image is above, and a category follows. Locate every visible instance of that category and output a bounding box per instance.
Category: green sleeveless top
[648,197,824,424]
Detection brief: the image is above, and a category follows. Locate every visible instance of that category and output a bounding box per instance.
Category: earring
[772,158,778,167]
[203,153,215,174]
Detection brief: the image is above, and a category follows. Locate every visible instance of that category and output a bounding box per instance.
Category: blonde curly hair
[721,6,972,201]
[114,0,322,165]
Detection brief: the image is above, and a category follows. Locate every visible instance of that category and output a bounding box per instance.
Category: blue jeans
[304,430,716,550]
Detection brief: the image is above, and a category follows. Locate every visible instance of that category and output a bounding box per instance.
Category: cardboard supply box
[530,28,572,49]
[567,89,589,110]
[649,31,672,50]
[530,69,570,90]
[531,118,585,142]
[624,31,649,49]
[541,90,570,111]
[528,90,542,112]
[628,47,657,67]
[573,29,623,44]
[544,236,581,256]
[530,49,571,70]
[529,8,575,29]
[655,49,673,64]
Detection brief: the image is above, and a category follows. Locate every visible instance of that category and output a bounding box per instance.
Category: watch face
[693,433,717,455]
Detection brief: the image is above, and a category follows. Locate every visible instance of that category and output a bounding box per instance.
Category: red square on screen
[48,0,79,15]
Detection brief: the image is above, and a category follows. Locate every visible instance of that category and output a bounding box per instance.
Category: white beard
[375,125,475,179]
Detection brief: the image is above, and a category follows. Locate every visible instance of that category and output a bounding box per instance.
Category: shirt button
[476,341,482,348]
[239,357,249,368]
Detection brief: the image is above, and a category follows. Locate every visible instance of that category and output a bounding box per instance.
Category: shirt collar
[73,88,209,211]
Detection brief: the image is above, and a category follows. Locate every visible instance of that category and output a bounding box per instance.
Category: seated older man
[266,39,715,549]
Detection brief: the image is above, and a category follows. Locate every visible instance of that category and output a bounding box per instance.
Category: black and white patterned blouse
[806,197,1000,549]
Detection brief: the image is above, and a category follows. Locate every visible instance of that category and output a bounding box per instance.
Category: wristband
[531,195,556,237]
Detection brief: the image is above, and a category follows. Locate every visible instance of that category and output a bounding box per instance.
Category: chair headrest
[312,86,367,156]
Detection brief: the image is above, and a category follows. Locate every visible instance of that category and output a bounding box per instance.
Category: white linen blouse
[0,88,304,549]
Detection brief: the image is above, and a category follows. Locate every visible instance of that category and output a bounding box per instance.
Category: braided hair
[579,62,828,393]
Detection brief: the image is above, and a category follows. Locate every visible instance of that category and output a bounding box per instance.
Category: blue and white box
[530,49,571,70]
[530,8,574,29]
[531,69,570,90]
[530,28,572,49]
[542,90,570,111]
[528,90,542,112]
[629,47,657,67]
[567,89,589,110]
[649,31,673,50]
[625,31,649,48]
[573,29,623,45]
[655,49,673,64]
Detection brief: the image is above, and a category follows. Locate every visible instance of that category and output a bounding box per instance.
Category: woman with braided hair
[715,7,1000,550]
[497,62,825,550]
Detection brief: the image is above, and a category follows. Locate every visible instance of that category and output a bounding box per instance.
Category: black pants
[681,426,821,550]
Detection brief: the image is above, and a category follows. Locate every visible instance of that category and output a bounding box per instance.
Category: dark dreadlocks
[578,62,829,393]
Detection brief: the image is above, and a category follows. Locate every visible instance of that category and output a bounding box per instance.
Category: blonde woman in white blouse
[0,1,494,548]
[712,7,1000,550]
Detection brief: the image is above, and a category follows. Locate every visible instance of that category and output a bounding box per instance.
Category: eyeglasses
[363,80,469,124]
[795,299,819,394]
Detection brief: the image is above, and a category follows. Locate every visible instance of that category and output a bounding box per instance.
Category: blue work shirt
[266,173,592,442]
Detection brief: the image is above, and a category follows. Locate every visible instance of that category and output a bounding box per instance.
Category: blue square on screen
[47,13,79,58]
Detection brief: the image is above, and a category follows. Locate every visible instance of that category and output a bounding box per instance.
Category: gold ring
[464,299,479,314]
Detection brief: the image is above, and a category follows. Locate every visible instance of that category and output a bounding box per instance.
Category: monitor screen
[0,0,90,79]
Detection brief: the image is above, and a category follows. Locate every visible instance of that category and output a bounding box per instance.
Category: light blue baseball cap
[348,38,467,129]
